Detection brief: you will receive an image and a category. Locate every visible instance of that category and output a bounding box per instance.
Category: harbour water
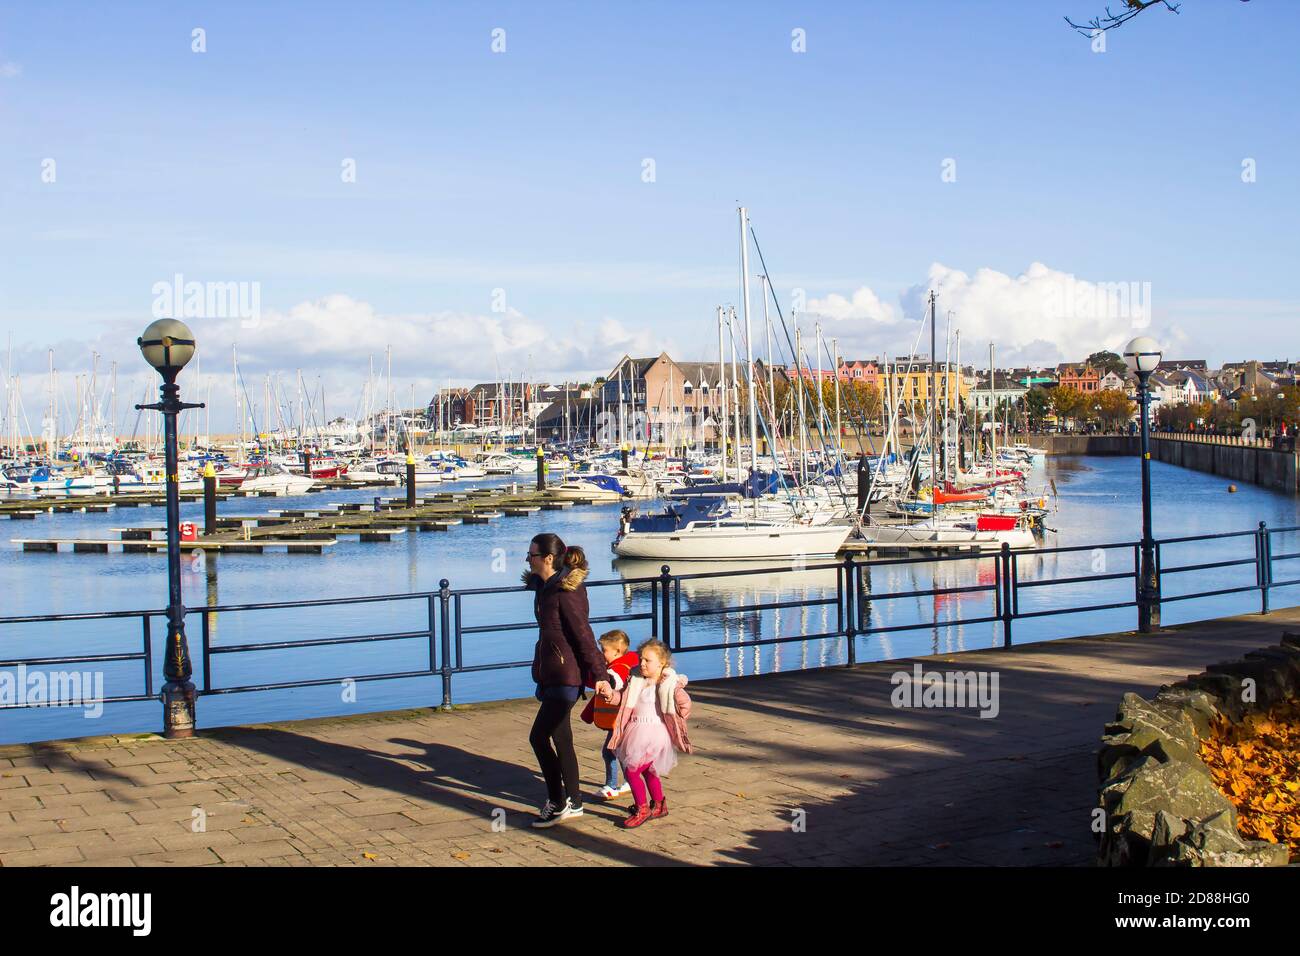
[3,456,1299,744]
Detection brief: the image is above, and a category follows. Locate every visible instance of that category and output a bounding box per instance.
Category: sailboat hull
[860,522,1035,551]
[613,522,852,560]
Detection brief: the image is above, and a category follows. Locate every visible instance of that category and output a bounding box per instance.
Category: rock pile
[1096,631,1299,866]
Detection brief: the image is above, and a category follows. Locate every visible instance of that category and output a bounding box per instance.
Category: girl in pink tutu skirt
[602,638,693,829]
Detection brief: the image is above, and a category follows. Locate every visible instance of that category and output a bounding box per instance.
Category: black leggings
[530,697,582,805]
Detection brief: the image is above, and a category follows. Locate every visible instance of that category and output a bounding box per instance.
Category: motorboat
[341,459,400,484]
[376,458,443,484]
[233,463,320,496]
[478,453,532,475]
[25,465,116,496]
[552,467,658,502]
[107,459,204,494]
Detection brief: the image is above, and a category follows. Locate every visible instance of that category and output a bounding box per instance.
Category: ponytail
[562,544,588,572]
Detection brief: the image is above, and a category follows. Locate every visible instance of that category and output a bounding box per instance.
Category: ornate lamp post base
[162,680,197,738]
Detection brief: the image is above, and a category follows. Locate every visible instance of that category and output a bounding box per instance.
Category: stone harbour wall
[1096,631,1300,867]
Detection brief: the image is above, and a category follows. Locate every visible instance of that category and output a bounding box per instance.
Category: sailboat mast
[928,291,937,497]
[833,338,841,459]
[790,325,800,486]
[729,309,741,480]
[990,342,997,463]
[815,322,824,460]
[954,329,961,473]
[717,307,728,483]
[738,206,758,510]
[943,313,952,481]
[761,273,776,442]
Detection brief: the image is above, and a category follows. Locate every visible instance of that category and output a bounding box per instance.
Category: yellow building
[878,362,968,404]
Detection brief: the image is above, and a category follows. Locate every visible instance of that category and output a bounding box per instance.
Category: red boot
[649,798,668,819]
[620,804,652,829]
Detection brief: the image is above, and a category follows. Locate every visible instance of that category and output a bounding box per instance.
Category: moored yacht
[613,496,853,560]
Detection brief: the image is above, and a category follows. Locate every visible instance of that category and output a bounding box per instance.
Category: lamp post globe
[1123,336,1162,377]
[1124,336,1162,633]
[137,319,197,376]
[137,319,204,738]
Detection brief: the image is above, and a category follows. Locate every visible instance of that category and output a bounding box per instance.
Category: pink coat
[606,667,693,755]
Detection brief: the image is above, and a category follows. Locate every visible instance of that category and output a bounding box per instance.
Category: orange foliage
[1198,700,1300,861]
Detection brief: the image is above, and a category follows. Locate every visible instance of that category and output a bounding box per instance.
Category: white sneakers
[531,798,584,828]
[599,783,633,800]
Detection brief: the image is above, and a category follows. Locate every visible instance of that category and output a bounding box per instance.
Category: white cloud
[0,62,20,78]
[805,287,901,326]
[803,261,1177,366]
[1,295,678,436]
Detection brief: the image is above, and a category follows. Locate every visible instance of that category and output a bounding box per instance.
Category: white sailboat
[613,495,853,560]
[611,207,857,561]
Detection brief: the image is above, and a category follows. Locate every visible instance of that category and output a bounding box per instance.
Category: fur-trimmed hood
[522,564,589,592]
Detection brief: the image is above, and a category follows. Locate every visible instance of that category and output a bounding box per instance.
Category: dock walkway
[2,608,1297,867]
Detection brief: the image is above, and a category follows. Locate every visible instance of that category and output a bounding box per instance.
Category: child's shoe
[599,783,632,800]
[649,798,668,819]
[620,804,652,828]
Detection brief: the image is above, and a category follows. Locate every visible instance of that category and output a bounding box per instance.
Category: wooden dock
[8,486,609,557]
[0,474,401,517]
[14,538,336,554]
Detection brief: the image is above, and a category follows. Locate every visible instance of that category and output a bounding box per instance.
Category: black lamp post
[1124,336,1162,633]
[136,319,204,737]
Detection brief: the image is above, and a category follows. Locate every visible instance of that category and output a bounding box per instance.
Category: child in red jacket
[580,629,640,799]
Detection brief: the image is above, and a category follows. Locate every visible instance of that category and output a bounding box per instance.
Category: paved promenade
[3,608,1298,867]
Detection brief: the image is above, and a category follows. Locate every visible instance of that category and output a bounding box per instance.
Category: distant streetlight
[136,319,204,737]
[1124,335,1163,633]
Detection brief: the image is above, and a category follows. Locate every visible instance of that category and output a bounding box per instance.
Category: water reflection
[613,557,842,677]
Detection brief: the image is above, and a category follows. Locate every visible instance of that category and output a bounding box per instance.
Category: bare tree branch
[1066,0,1253,38]
[1065,0,1183,38]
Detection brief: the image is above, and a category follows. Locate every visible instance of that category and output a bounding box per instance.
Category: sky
[1,1,1297,434]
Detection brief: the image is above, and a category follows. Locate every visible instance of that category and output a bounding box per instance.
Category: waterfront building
[1057,364,1102,393]
[602,353,729,445]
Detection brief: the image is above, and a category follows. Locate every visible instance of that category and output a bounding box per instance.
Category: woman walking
[523,533,610,827]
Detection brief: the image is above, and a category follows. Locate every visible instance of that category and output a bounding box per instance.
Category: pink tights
[626,762,665,807]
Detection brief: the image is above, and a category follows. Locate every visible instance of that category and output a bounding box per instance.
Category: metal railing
[3,524,1299,730]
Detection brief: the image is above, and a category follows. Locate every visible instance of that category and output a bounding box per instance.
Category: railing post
[673,576,682,652]
[659,565,672,650]
[1000,542,1014,647]
[427,591,438,687]
[1258,521,1272,615]
[142,614,154,698]
[842,553,857,666]
[649,578,658,638]
[438,578,453,710]
[200,608,212,694]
